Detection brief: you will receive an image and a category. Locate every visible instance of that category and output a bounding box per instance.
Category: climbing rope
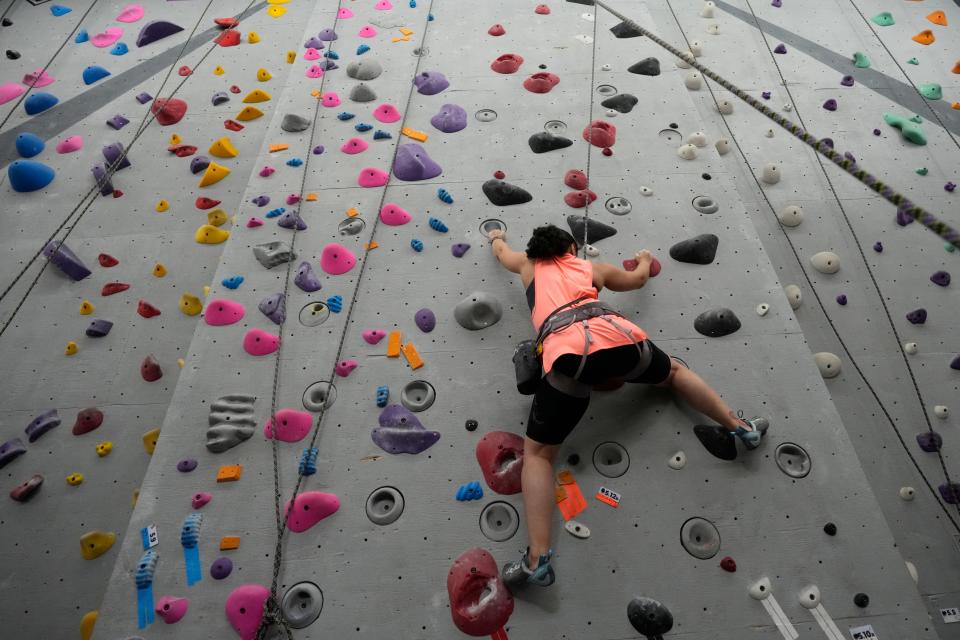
[585,0,960,252]
[579,5,601,255]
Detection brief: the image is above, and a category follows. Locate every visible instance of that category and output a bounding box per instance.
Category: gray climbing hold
[366,486,404,525]
[601,94,638,113]
[814,352,841,378]
[611,21,644,38]
[454,292,503,330]
[85,318,114,338]
[371,404,441,454]
[25,409,60,443]
[567,215,617,244]
[692,196,719,214]
[137,20,184,47]
[528,131,573,153]
[482,180,533,206]
[694,308,741,337]
[627,597,673,638]
[680,517,720,559]
[669,234,718,265]
[0,438,27,469]
[253,241,296,269]
[349,83,378,103]
[211,91,229,106]
[784,284,802,309]
[628,57,660,75]
[281,114,311,132]
[346,59,383,80]
[258,293,286,325]
[810,251,840,274]
[206,394,257,453]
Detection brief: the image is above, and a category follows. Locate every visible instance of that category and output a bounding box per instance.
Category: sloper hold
[226,585,270,640]
[347,59,383,80]
[294,261,322,292]
[611,20,643,38]
[349,83,378,103]
[281,114,311,132]
[694,425,738,460]
[72,408,104,435]
[393,143,443,181]
[264,409,312,442]
[413,71,450,94]
[9,160,56,192]
[151,97,187,125]
[483,179,533,206]
[628,57,660,75]
[43,241,90,280]
[371,404,441,454]
[137,20,184,47]
[528,131,573,153]
[627,596,674,637]
[258,293,286,324]
[447,548,514,636]
[206,394,257,453]
[567,215,617,244]
[454,292,503,330]
[284,492,340,532]
[431,103,467,133]
[669,233,719,264]
[601,93,639,113]
[476,431,524,494]
[80,530,116,560]
[694,308,741,337]
[25,409,60,443]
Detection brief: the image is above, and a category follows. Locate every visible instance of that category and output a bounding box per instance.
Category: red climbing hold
[493,170,505,179]
[112,189,124,198]
[195,197,221,209]
[72,408,104,436]
[535,4,551,14]
[623,257,662,277]
[224,119,244,131]
[490,53,524,74]
[602,147,613,156]
[214,17,240,28]
[475,431,524,495]
[141,354,163,382]
[214,29,240,47]
[178,66,192,76]
[523,72,561,94]
[564,169,587,190]
[488,24,505,36]
[447,548,514,637]
[583,120,616,148]
[168,144,198,157]
[229,85,241,94]
[97,253,119,267]
[101,282,130,296]
[563,189,597,208]
[720,556,737,572]
[137,300,161,318]
[151,97,188,126]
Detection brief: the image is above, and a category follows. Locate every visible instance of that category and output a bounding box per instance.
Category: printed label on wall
[849,625,878,639]
[941,607,960,624]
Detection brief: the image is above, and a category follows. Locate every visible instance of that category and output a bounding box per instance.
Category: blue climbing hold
[324,50,340,60]
[428,13,434,20]
[50,5,72,16]
[286,158,304,167]
[437,188,454,204]
[373,130,392,140]
[265,207,286,219]
[299,448,318,476]
[82,65,111,85]
[337,112,355,121]
[24,92,59,115]
[75,30,89,43]
[222,275,244,289]
[456,482,484,501]
[376,386,389,408]
[410,0,417,6]
[327,295,343,313]
[110,42,129,56]
[8,160,56,192]
[357,44,370,55]
[410,239,424,252]
[15,133,45,158]
[428,217,449,233]
[355,123,373,132]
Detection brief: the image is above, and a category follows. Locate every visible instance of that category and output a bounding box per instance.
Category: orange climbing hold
[401,127,428,142]
[953,102,960,110]
[912,30,935,45]
[346,207,359,217]
[402,342,424,370]
[365,240,379,250]
[268,143,289,152]
[152,263,167,277]
[220,536,241,550]
[952,61,960,74]
[386,331,402,357]
[305,193,317,201]
[927,11,948,27]
[216,464,242,482]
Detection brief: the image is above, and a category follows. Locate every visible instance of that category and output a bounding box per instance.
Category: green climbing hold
[919,83,942,100]
[946,243,956,253]
[883,112,927,145]
[870,12,894,26]
[916,167,929,176]
[853,52,871,69]
[906,57,919,66]
[909,114,923,124]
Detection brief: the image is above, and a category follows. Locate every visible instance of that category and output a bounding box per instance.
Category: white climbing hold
[784,284,802,309]
[761,163,781,184]
[685,71,703,90]
[810,251,840,274]
[688,41,703,57]
[639,186,654,196]
[905,561,918,584]
[764,128,775,138]
[717,99,734,115]
[783,103,793,111]
[756,303,770,317]
[777,205,803,227]
[903,342,918,355]
[933,405,949,419]
[715,138,731,155]
[814,352,842,378]
[899,486,915,501]
[667,451,686,470]
[687,131,708,147]
[676,51,695,68]
[700,1,716,18]
[798,585,821,609]
[601,63,611,71]
[677,144,698,160]
[583,243,600,257]
[564,520,591,539]
[605,109,619,118]
[706,23,720,35]
[748,577,772,600]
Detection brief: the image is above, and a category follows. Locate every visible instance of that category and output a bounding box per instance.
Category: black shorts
[525,340,673,445]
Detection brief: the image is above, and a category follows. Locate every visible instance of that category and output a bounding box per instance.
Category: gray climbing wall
[1,0,958,639]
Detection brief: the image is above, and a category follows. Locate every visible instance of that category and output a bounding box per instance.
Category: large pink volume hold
[225,584,269,640]
[320,243,357,275]
[284,491,340,532]
[263,409,313,442]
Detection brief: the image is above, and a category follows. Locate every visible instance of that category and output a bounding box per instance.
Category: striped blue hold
[410,238,424,252]
[357,44,371,55]
[299,448,318,476]
[265,207,285,218]
[376,385,389,408]
[180,513,202,549]
[373,130,392,140]
[437,188,454,204]
[337,112,355,121]
[135,549,159,588]
[355,123,373,132]
[327,295,343,313]
[428,217,448,233]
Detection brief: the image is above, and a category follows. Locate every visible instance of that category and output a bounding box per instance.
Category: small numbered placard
[849,624,878,639]
[596,486,621,508]
[942,607,960,624]
[140,523,159,550]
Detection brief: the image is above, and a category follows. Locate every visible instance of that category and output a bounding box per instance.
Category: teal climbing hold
[50,5,72,16]
[15,133,45,158]
[8,160,56,192]
[75,30,89,43]
[870,12,894,26]
[82,65,111,85]
[916,167,929,176]
[24,92,58,115]
[907,57,919,66]
[325,50,339,60]
[883,112,927,145]
[946,243,957,253]
[919,83,942,100]
[852,52,871,69]
[437,188,454,204]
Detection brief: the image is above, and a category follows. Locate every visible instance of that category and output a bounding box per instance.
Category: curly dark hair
[525,225,577,260]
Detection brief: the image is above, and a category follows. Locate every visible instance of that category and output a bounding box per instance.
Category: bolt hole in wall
[479,501,520,542]
[302,381,336,412]
[774,443,812,479]
[680,517,721,560]
[593,441,630,478]
[365,487,404,526]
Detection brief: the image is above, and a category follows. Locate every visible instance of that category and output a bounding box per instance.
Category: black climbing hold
[6,50,20,60]
[281,114,311,132]
[465,419,478,432]
[669,234,719,265]
[823,522,837,536]
[627,596,674,638]
[566,0,596,5]
[567,453,580,466]
[694,308,741,338]
[2,18,13,27]
[528,132,573,154]
[481,179,533,206]
[601,94,638,114]
[702,173,712,180]
[567,215,617,244]
[694,425,738,461]
[669,123,678,129]
[930,271,951,287]
[628,57,660,76]
[854,593,869,608]
[611,21,643,38]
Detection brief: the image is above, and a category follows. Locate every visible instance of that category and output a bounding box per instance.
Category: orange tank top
[530,254,647,373]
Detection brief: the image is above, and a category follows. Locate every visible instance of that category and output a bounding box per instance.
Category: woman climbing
[488,224,769,588]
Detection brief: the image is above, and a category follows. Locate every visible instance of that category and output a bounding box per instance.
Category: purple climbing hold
[212,91,229,106]
[940,483,960,505]
[210,557,233,579]
[820,138,834,149]
[873,128,881,136]
[107,114,130,130]
[413,71,450,95]
[771,0,782,7]
[415,308,436,332]
[25,409,60,443]
[823,99,838,111]
[371,404,441,454]
[906,308,927,324]
[873,241,883,252]
[761,91,771,100]
[313,145,325,155]
[277,209,307,230]
[774,43,787,54]
[895,207,914,226]
[177,458,198,472]
[85,318,114,338]
[916,431,942,453]
[318,28,338,41]
[951,355,960,371]
[0,438,27,469]
[102,142,131,171]
[137,20,184,47]
[43,240,91,280]
[451,243,471,258]
[190,156,210,174]
[930,271,951,287]
[836,294,847,305]
[252,195,271,207]
[304,36,325,49]
[844,151,856,163]
[840,75,854,87]
[294,261,322,292]
[92,166,114,196]
[393,144,443,181]
[136,92,153,104]
[258,293,286,325]
[430,103,467,133]
[946,182,957,193]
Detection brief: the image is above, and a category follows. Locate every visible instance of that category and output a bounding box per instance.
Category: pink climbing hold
[337,7,354,18]
[305,65,324,78]
[286,193,300,205]
[320,243,358,275]
[373,103,401,123]
[91,27,124,48]
[204,299,245,326]
[363,329,387,344]
[0,83,26,105]
[192,492,212,509]
[243,328,280,356]
[488,24,506,36]
[375,0,393,9]
[379,203,412,225]
[304,48,321,60]
[116,4,144,23]
[535,3,551,14]
[259,166,275,177]
[155,596,189,624]
[225,584,270,640]
[263,409,313,443]
[246,217,264,228]
[523,72,561,94]
[341,137,369,154]
[335,359,358,377]
[22,69,55,88]
[358,25,378,38]
[358,167,389,187]
[490,53,524,74]
[321,92,341,107]
[55,135,84,154]
[284,491,340,532]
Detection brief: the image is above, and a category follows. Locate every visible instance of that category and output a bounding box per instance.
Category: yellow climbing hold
[177,358,185,368]
[156,199,169,212]
[95,441,113,457]
[213,65,226,75]
[243,89,272,103]
[267,5,287,17]
[199,162,231,187]
[267,0,290,4]
[207,209,229,226]
[203,285,210,297]
[79,300,94,315]
[169,133,182,145]
[400,27,414,36]
[80,530,115,560]
[180,292,203,316]
[247,31,261,44]
[256,68,272,81]
[80,611,98,640]
[131,488,139,507]
[195,224,230,244]
[236,106,264,122]
[208,137,239,158]
[66,472,84,486]
[152,262,167,277]
[65,341,78,356]
[286,50,296,64]
[142,428,160,455]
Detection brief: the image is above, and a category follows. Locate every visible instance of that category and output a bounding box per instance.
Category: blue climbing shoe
[502,549,555,588]
[734,411,769,450]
